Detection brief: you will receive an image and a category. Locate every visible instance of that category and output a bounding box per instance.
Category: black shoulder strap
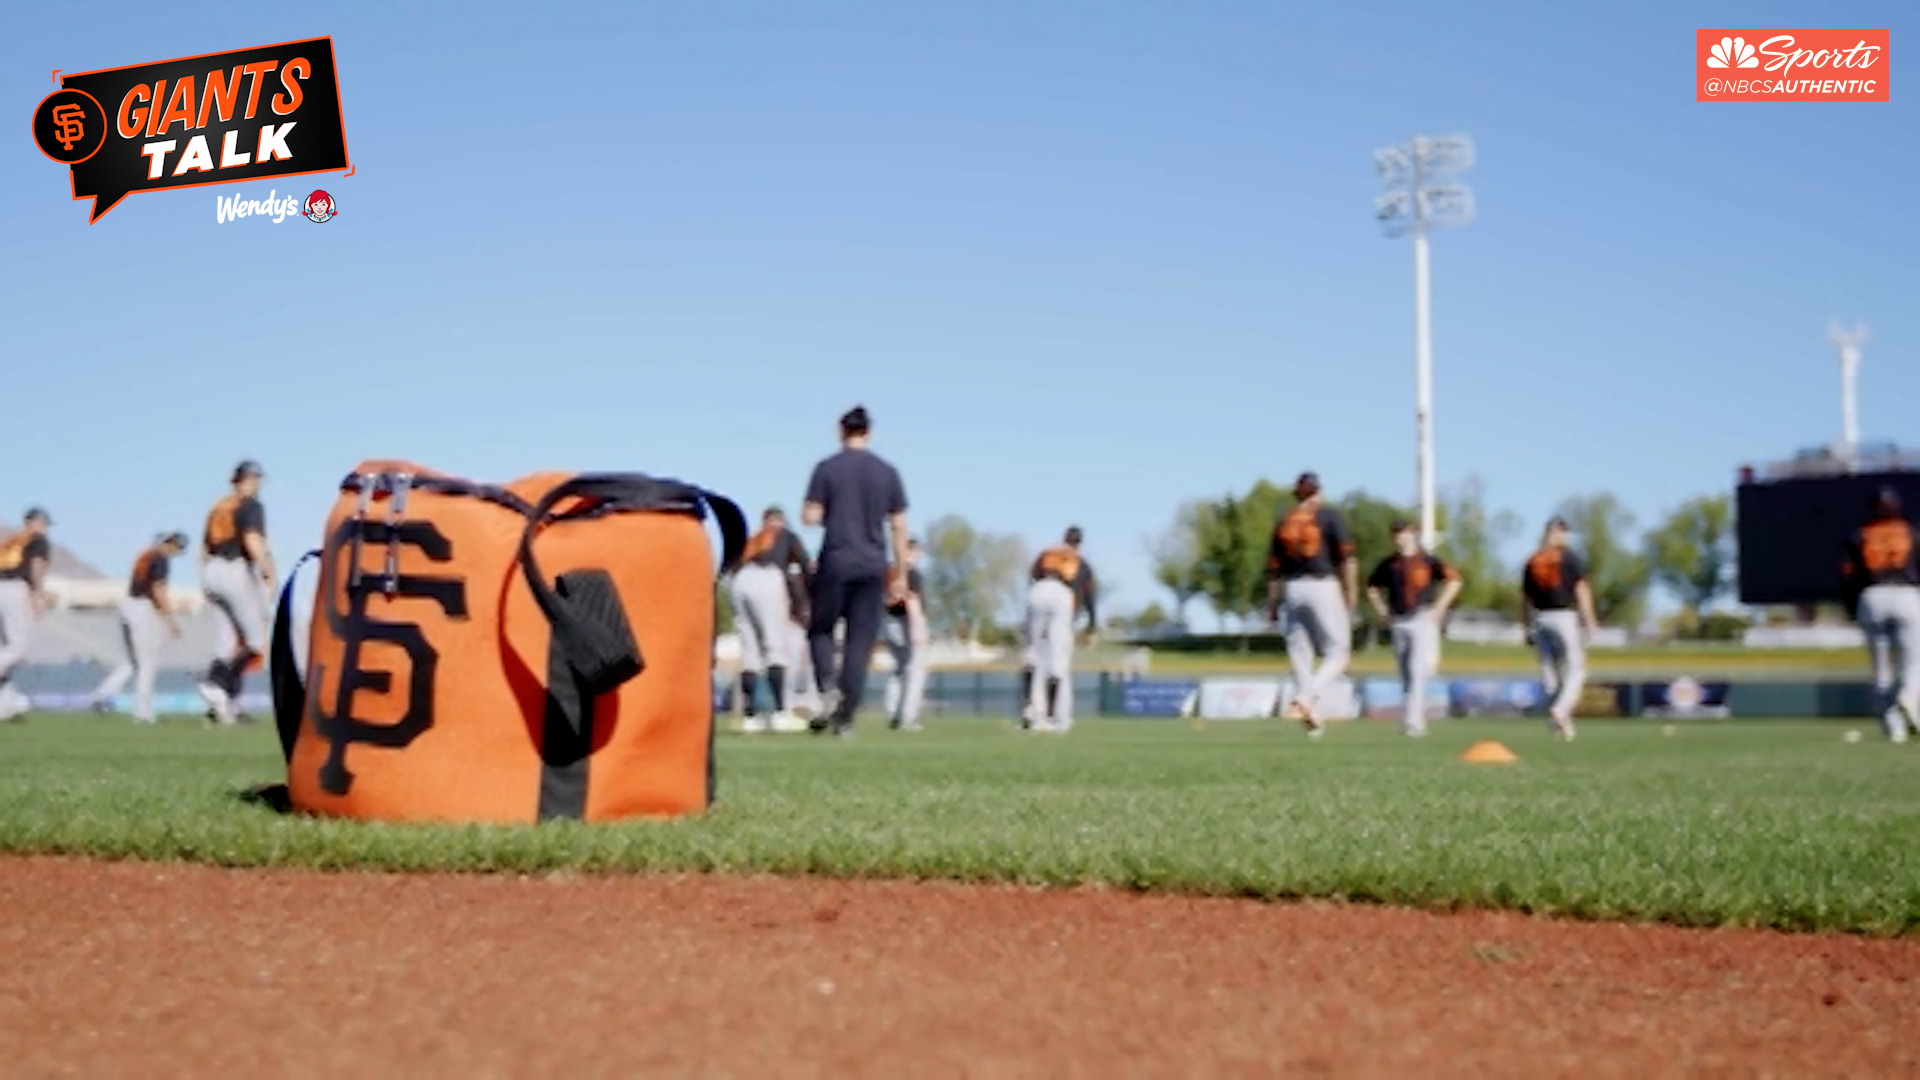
[517,474,746,707]
[270,549,322,764]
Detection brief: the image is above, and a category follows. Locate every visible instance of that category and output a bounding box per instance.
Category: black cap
[1873,487,1903,514]
[160,531,189,548]
[1389,519,1414,534]
[839,405,871,436]
[23,506,50,524]
[1064,526,1084,545]
[1294,472,1321,499]
[232,459,264,483]
[1546,515,1571,531]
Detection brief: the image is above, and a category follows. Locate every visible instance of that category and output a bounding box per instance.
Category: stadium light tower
[1827,321,1868,469]
[1374,133,1474,550]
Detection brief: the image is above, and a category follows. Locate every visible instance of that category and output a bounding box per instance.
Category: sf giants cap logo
[310,518,468,796]
[303,188,336,222]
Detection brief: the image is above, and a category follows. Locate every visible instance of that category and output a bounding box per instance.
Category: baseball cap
[232,459,264,482]
[23,506,50,525]
[1389,519,1414,534]
[1872,487,1903,513]
[839,405,871,435]
[1546,515,1571,531]
[160,531,189,548]
[763,504,785,519]
[1064,525,1084,545]
[1294,472,1321,499]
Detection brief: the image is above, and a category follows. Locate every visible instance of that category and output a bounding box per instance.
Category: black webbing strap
[517,474,747,710]
[270,549,321,764]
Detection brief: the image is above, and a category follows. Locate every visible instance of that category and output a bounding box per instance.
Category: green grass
[0,713,1915,935]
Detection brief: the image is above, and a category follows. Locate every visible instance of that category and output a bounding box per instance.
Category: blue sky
[4,0,1915,621]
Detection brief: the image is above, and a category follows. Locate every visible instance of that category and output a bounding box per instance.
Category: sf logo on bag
[311,517,469,795]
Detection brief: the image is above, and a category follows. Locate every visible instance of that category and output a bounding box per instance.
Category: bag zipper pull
[384,473,413,594]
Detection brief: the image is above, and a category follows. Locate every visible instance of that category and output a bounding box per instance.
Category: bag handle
[517,473,746,708]
[269,549,323,764]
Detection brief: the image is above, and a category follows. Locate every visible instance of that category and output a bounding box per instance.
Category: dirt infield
[2,858,1915,1076]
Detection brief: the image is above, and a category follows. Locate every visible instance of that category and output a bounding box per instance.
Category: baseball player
[0,507,54,722]
[1366,521,1463,737]
[1841,487,1920,743]
[87,532,188,723]
[1022,527,1097,733]
[729,506,812,734]
[802,406,911,737]
[1521,515,1598,741]
[883,538,929,731]
[1263,473,1357,736]
[199,460,274,725]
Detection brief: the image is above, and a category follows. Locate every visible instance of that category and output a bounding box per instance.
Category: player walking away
[87,532,188,723]
[1366,521,1463,737]
[199,460,275,726]
[883,538,929,731]
[0,507,54,722]
[1264,473,1357,737]
[802,406,911,737]
[1023,527,1098,734]
[1841,488,1920,743]
[1521,515,1598,741]
[729,506,812,734]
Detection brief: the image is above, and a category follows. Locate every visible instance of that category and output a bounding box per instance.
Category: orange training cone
[1460,740,1519,764]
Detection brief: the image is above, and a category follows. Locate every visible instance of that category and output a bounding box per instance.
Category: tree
[1191,480,1289,628]
[1434,476,1523,617]
[1646,494,1735,615]
[922,514,1031,641]
[1109,602,1174,635]
[1148,500,1208,626]
[1553,493,1652,627]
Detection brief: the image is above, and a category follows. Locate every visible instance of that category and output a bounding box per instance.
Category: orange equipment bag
[269,461,745,823]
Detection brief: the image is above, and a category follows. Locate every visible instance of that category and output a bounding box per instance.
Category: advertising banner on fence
[1451,679,1546,717]
[1360,678,1453,719]
[1120,678,1200,717]
[1280,677,1360,721]
[1194,678,1282,719]
[1640,676,1732,718]
[1571,683,1630,718]
[29,691,272,716]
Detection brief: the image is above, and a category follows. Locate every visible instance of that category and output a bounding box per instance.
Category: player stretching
[1264,473,1356,736]
[1023,527,1097,733]
[802,406,911,737]
[1842,488,1920,743]
[0,508,54,722]
[729,506,812,733]
[199,460,274,725]
[1366,521,1463,737]
[883,538,930,731]
[1521,515,1597,741]
[88,532,188,723]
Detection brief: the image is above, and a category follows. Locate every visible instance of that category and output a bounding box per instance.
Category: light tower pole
[1827,321,1868,469]
[1374,134,1474,550]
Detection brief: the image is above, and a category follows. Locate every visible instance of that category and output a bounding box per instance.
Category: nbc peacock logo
[1704,36,1760,69]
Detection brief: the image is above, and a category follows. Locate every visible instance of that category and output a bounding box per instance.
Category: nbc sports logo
[1704,36,1760,68]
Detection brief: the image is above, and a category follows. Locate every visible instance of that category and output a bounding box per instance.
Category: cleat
[740,716,768,734]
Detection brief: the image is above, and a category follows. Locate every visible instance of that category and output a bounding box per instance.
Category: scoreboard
[1737,469,1920,605]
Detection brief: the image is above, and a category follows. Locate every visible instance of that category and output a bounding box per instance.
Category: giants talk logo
[31,37,350,222]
